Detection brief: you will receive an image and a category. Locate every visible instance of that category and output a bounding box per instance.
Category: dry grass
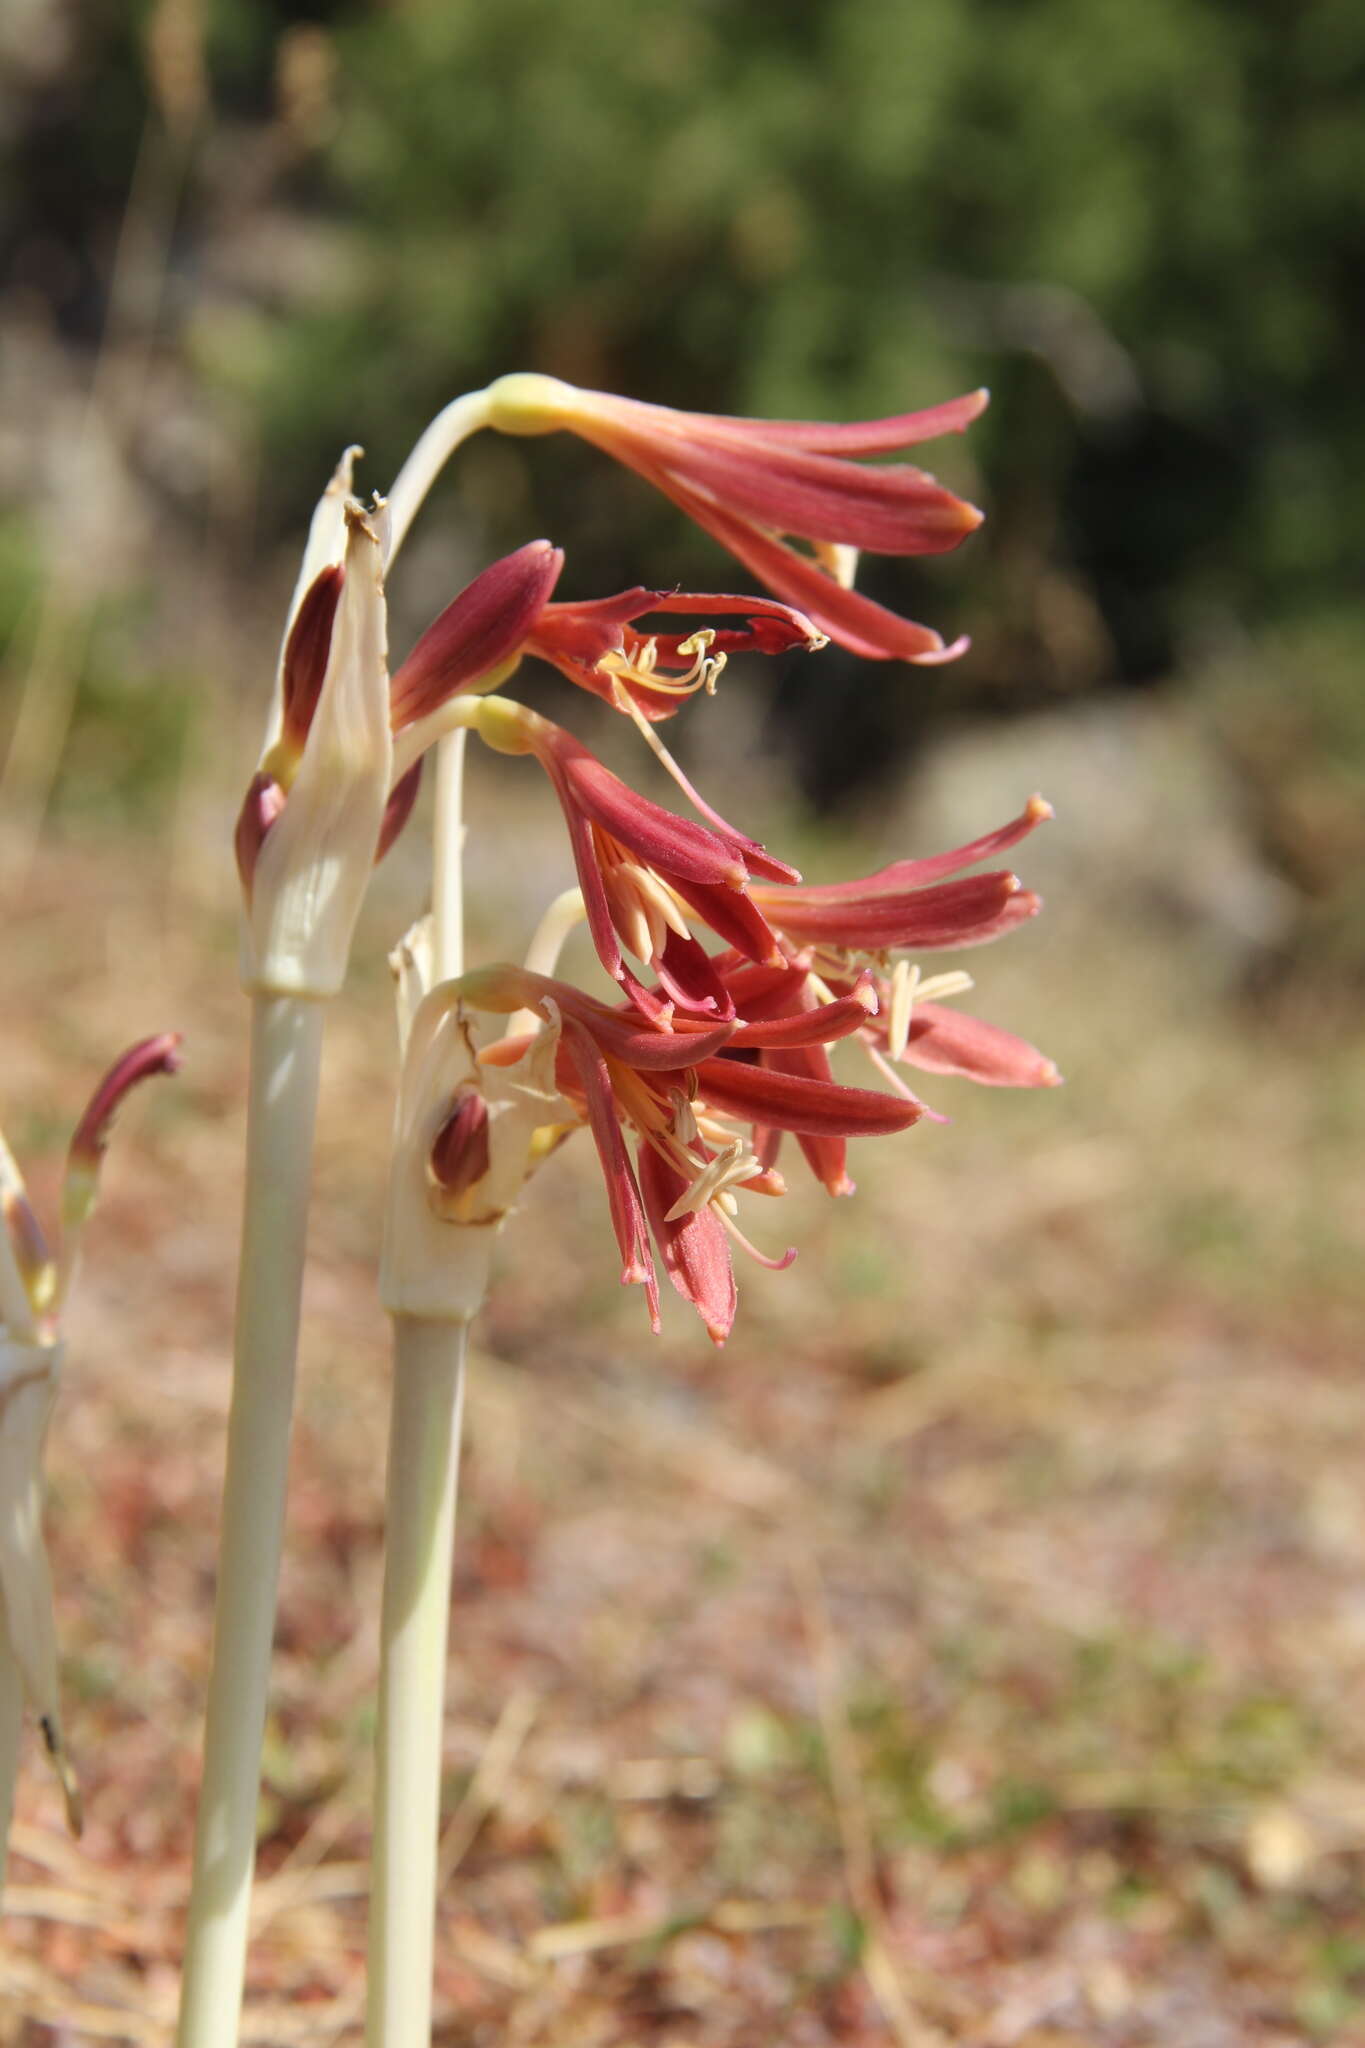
[2,711,1364,2046]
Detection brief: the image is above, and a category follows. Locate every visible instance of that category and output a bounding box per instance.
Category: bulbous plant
[171,372,1060,2048]
[1,1036,180,1881]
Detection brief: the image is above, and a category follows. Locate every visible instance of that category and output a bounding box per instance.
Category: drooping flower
[1,1035,180,1836]
[471,695,797,1023]
[749,795,1054,960]
[463,964,915,1345]
[485,372,987,664]
[734,796,1060,1155]
[523,585,825,721]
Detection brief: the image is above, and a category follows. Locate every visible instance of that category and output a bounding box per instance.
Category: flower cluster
[354,382,1059,1344]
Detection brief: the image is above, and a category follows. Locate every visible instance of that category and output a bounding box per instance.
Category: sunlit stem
[431,732,467,984]
[176,993,325,2048]
[367,541,481,2048]
[384,388,494,566]
[505,886,587,1039]
[365,1314,468,2048]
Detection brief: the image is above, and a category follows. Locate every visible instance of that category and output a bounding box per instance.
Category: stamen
[599,628,723,700]
[887,959,919,1061]
[913,969,975,1004]
[811,539,860,589]
[716,1207,798,1273]
[665,1137,765,1221]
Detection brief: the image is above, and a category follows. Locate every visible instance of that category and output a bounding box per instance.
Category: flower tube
[485,372,986,663]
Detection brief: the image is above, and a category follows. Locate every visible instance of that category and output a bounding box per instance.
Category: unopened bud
[279,564,345,761]
[428,1088,491,1215]
[233,772,288,894]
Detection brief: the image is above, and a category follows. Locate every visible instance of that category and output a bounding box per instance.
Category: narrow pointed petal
[637,1144,737,1346]
[666,493,971,661]
[897,1002,1062,1088]
[233,772,288,895]
[458,965,732,1068]
[758,1043,854,1195]
[561,1019,660,1328]
[726,980,877,1050]
[544,733,745,889]
[695,1055,922,1140]
[648,930,738,1020]
[776,797,1053,900]
[625,730,800,884]
[624,432,982,555]
[280,566,344,755]
[61,1032,182,1261]
[679,388,991,453]
[389,540,563,729]
[754,871,1035,951]
[668,875,780,964]
[561,386,984,548]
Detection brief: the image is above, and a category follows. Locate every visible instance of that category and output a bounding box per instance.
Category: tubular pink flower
[756,870,1040,953]
[862,996,1061,1090]
[388,540,564,732]
[751,796,1053,956]
[476,700,788,1021]
[466,961,929,1344]
[65,1034,184,1181]
[486,374,987,664]
[525,586,825,722]
[637,1142,737,1346]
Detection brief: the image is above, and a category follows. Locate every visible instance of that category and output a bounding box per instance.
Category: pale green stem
[0,1600,22,1893]
[522,885,588,980]
[383,389,493,566]
[507,885,587,1037]
[176,993,326,2048]
[366,551,483,2047]
[365,1315,468,2048]
[431,731,467,986]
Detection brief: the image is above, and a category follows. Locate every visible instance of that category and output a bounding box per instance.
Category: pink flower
[749,795,1054,957]
[524,586,825,722]
[466,964,914,1345]
[486,373,987,665]
[473,698,796,1022]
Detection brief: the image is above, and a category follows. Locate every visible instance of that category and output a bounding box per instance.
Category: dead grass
[2,729,1364,2046]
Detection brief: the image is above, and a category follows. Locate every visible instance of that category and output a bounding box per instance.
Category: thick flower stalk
[1,1035,180,1877]
[183,475,564,2048]
[485,372,986,662]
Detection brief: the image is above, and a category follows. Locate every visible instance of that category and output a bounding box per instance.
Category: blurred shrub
[3,0,1363,823]
[1200,613,1365,991]
[239,0,1365,682]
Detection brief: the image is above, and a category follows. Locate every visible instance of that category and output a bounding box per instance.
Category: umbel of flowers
[160,373,1061,2048]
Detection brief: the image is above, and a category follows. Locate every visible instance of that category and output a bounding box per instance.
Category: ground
[2,700,1364,2046]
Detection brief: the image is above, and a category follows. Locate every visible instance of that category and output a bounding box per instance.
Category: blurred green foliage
[229,0,1365,663]
[3,0,1363,863]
